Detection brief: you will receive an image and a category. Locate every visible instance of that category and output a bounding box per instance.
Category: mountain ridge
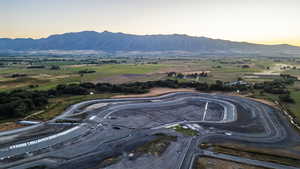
[1,31,300,57]
[2,31,299,47]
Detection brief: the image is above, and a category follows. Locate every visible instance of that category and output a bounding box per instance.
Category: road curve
[0,92,299,169]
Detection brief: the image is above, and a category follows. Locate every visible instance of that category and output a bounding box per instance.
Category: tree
[50,65,60,70]
[242,65,250,69]
[279,94,295,103]
[176,73,184,79]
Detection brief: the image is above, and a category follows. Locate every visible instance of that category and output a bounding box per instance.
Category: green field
[0,63,168,91]
[1,57,300,125]
[28,93,114,121]
[288,88,300,118]
[0,58,279,92]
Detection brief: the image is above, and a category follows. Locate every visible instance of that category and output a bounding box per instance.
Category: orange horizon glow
[252,39,300,47]
[1,0,300,47]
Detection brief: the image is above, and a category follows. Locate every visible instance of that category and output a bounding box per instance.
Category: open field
[1,57,298,90]
[2,57,300,128]
[0,57,273,91]
[0,63,169,91]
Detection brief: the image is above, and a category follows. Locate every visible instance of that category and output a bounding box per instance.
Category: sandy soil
[0,122,24,132]
[84,103,109,111]
[112,88,196,98]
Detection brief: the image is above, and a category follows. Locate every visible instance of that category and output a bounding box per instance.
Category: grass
[253,59,275,69]
[2,58,300,125]
[171,125,198,136]
[0,59,282,91]
[0,64,168,91]
[249,90,279,101]
[287,85,300,119]
[190,60,264,83]
[214,67,260,73]
[28,93,114,121]
[249,85,300,125]
[0,77,51,91]
[286,95,300,131]
[132,133,177,156]
[68,64,166,74]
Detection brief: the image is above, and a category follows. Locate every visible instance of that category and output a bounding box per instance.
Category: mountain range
[1,31,300,57]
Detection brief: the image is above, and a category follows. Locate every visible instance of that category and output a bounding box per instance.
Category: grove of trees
[0,74,297,120]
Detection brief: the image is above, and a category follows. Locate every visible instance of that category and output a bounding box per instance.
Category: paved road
[0,92,299,169]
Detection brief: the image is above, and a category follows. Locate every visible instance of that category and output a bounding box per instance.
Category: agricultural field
[1,56,300,126]
[0,62,168,91]
[1,56,300,169]
[1,57,297,91]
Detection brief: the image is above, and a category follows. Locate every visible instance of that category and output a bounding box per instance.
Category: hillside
[1,31,300,56]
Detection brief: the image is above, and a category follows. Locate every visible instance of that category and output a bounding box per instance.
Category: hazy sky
[1,0,300,46]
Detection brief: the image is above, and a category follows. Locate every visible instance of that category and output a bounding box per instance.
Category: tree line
[167,72,208,79]
[0,74,297,119]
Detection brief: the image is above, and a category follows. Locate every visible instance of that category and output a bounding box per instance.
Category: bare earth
[84,103,109,111]
[229,93,277,107]
[249,98,277,107]
[196,157,268,169]
[256,64,293,75]
[112,88,196,98]
[113,88,276,107]
[0,122,24,132]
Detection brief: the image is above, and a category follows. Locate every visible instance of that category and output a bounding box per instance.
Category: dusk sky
[1,0,300,46]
